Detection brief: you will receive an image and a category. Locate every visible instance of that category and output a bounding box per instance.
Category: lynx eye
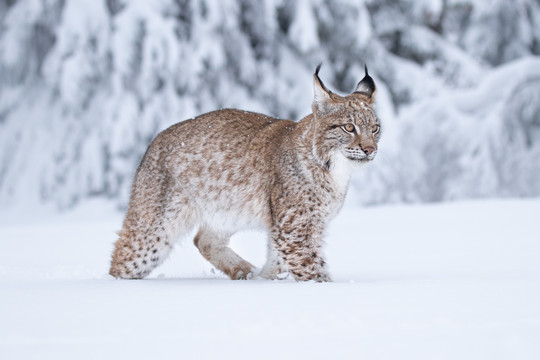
[343,123,355,133]
[372,124,380,134]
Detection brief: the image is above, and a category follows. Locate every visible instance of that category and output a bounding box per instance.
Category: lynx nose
[361,145,376,155]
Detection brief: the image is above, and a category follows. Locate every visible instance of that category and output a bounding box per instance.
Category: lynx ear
[313,64,332,114]
[354,64,376,103]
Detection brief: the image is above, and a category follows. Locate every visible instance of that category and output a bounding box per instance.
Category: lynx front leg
[260,240,289,280]
[272,217,331,282]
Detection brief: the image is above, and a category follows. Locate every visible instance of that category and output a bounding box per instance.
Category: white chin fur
[329,152,354,192]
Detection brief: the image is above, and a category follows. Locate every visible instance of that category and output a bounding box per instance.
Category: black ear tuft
[315,63,322,76]
[314,63,330,93]
[313,63,333,112]
[354,63,376,99]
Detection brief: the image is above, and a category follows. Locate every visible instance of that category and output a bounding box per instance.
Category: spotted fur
[109,66,381,282]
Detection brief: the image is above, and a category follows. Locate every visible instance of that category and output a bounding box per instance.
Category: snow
[1,199,539,359]
[288,0,319,54]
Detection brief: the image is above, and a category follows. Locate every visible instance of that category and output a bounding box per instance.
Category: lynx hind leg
[259,240,289,280]
[194,227,255,280]
[110,198,191,279]
[109,220,174,279]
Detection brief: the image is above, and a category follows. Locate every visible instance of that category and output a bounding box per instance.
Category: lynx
[109,65,380,282]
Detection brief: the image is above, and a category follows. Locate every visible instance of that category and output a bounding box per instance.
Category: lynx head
[311,64,381,166]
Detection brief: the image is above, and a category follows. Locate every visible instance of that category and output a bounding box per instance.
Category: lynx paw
[229,261,255,280]
[234,269,254,280]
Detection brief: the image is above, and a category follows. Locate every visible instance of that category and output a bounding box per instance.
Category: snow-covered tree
[0,0,539,210]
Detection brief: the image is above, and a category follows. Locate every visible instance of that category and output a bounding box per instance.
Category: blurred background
[1,0,539,212]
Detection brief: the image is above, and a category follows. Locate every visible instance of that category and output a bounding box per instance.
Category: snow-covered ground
[1,199,539,359]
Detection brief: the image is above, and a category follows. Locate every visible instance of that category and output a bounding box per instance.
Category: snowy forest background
[1,0,540,211]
